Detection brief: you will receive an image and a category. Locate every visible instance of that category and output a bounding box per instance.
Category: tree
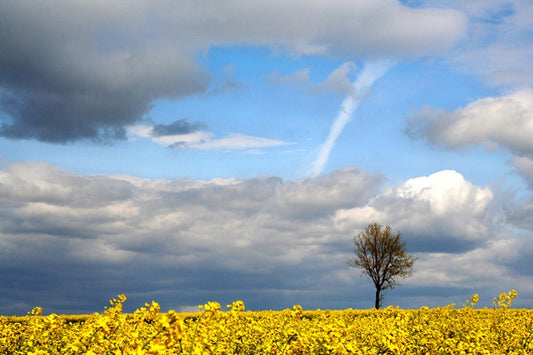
[347,223,415,309]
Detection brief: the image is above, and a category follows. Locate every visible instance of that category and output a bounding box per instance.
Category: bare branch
[347,222,416,309]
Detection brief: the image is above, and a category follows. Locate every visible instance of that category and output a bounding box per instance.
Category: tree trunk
[375,288,381,309]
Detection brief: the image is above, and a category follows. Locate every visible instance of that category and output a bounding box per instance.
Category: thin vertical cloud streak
[310,61,393,177]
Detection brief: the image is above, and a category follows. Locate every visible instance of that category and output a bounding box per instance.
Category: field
[1,291,532,354]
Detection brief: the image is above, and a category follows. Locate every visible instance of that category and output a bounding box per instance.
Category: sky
[1,0,533,315]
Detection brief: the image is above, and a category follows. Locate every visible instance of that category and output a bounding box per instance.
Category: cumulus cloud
[334,170,494,252]
[406,89,533,155]
[2,161,530,313]
[0,1,465,143]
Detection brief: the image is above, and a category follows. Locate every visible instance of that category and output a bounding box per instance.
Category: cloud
[128,124,290,151]
[310,60,393,177]
[275,167,385,219]
[151,119,206,137]
[510,156,533,189]
[269,69,312,88]
[334,170,494,252]
[269,62,358,96]
[182,134,290,150]
[0,161,384,313]
[425,0,533,86]
[0,1,466,143]
[405,89,533,155]
[3,161,531,313]
[317,62,359,95]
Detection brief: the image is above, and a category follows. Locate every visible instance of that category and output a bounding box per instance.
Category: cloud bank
[1,161,531,314]
[0,1,466,143]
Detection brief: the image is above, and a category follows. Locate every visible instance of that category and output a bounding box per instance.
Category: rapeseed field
[1,290,532,354]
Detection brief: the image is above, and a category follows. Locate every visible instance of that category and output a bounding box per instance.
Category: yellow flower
[3,290,531,354]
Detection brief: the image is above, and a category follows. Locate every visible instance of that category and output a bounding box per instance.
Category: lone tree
[347,223,415,309]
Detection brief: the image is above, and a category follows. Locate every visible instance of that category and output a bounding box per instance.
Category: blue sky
[1,0,533,314]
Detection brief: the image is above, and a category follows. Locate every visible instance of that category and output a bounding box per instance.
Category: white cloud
[188,133,290,150]
[310,60,394,177]
[128,125,290,150]
[424,0,533,86]
[147,0,466,57]
[334,170,494,250]
[393,170,493,217]
[406,89,533,155]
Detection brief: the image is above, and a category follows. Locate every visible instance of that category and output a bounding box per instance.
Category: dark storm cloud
[0,2,209,143]
[0,1,465,143]
[151,119,206,137]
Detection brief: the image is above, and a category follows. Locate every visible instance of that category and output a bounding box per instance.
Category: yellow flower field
[1,291,532,354]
